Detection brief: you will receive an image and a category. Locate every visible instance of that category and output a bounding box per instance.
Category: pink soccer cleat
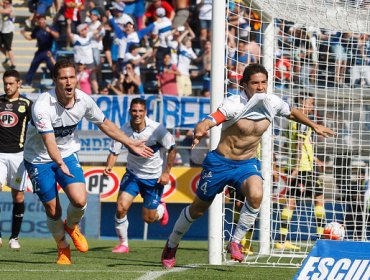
[161,240,178,268]
[159,202,169,226]
[112,244,129,253]
[227,241,245,262]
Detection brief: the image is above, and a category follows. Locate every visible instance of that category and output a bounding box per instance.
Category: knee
[143,214,156,224]
[46,208,62,220]
[71,201,86,209]
[189,206,206,220]
[248,195,262,210]
[117,203,129,215]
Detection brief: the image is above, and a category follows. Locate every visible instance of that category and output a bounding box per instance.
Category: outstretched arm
[98,119,154,158]
[288,108,336,138]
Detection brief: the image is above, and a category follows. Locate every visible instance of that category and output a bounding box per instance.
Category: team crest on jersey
[18,105,26,113]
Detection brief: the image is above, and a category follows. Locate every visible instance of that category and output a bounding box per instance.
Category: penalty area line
[137,264,200,280]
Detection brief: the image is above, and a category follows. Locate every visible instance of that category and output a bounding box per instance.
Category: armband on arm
[205,110,226,125]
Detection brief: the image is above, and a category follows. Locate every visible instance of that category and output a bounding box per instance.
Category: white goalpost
[209,0,370,266]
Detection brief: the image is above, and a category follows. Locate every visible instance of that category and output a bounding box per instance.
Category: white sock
[47,216,69,248]
[115,215,129,246]
[157,204,165,221]
[232,202,260,244]
[66,203,87,229]
[168,206,195,248]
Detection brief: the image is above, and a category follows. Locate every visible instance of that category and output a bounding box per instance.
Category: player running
[23,59,153,264]
[104,98,176,253]
[161,63,335,267]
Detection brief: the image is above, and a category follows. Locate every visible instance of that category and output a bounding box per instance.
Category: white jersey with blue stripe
[24,89,106,163]
[109,117,175,179]
[152,17,172,48]
[218,92,291,130]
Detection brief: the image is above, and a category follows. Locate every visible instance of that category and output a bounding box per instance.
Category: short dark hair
[130,98,146,110]
[53,59,76,79]
[129,44,140,52]
[3,69,20,82]
[240,63,268,85]
[294,92,314,105]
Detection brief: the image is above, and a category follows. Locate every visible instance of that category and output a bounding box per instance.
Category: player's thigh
[119,172,140,198]
[8,152,27,191]
[196,151,234,201]
[24,160,59,203]
[0,153,10,187]
[233,158,263,206]
[56,154,86,206]
[140,181,163,210]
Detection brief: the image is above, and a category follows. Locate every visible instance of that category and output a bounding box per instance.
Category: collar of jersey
[49,88,82,104]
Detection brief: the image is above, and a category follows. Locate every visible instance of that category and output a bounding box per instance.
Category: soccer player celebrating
[161,63,335,268]
[0,70,32,249]
[104,98,176,253]
[23,59,153,265]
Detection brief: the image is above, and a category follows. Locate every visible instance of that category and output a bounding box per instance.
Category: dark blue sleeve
[31,28,38,39]
[137,23,155,39]
[109,17,126,39]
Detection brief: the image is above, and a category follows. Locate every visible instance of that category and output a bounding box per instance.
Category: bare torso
[216,118,270,160]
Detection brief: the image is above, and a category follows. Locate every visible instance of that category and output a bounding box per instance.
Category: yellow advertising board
[3,166,202,203]
[83,166,202,203]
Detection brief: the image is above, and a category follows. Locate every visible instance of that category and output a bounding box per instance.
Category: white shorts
[0,152,27,191]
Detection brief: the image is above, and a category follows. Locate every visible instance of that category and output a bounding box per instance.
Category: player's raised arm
[98,119,154,158]
[288,108,336,138]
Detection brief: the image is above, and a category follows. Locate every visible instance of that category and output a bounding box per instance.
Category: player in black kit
[0,70,32,249]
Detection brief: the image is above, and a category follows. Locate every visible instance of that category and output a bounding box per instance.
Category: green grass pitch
[0,238,299,279]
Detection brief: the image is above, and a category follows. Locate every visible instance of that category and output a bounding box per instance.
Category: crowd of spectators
[1,0,370,96]
[12,0,222,96]
[274,20,370,89]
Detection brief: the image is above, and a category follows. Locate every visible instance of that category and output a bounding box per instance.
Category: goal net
[221,0,370,267]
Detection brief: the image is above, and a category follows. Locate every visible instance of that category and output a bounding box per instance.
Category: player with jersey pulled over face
[161,63,335,268]
[0,70,32,249]
[104,98,177,254]
[23,59,153,265]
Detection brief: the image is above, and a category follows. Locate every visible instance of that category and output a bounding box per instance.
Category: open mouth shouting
[65,87,74,95]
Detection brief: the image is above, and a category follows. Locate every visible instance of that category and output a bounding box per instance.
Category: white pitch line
[0,269,147,273]
[136,265,199,280]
